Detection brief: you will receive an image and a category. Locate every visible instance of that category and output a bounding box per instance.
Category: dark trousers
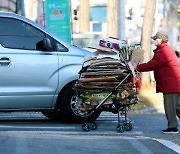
[163,93,180,128]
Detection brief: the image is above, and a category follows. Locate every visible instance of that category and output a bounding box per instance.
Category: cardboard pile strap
[74,38,144,111]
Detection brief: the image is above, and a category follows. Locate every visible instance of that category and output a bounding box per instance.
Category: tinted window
[0,17,45,50]
[56,41,68,52]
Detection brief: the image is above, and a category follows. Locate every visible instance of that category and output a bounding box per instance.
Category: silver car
[0,12,100,123]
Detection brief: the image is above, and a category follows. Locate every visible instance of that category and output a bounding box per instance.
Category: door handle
[0,57,11,66]
[60,59,66,62]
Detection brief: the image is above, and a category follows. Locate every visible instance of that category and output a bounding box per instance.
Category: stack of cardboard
[74,38,144,111]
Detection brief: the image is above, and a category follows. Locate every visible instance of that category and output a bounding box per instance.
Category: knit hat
[151,30,168,42]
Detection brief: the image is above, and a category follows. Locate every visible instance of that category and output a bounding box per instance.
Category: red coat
[137,43,180,93]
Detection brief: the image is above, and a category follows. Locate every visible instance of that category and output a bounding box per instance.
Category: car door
[0,17,58,109]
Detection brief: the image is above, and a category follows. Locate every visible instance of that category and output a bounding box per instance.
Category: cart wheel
[82,123,91,131]
[116,124,125,133]
[125,122,133,131]
[90,122,98,130]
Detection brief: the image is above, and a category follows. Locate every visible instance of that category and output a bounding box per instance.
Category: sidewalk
[138,104,164,113]
[134,86,164,113]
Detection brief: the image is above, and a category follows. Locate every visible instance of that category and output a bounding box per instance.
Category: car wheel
[59,83,101,123]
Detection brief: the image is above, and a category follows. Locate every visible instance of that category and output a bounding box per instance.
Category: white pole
[118,0,126,40]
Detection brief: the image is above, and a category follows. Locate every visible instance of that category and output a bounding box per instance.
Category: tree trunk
[107,0,118,37]
[141,0,157,86]
[79,0,90,33]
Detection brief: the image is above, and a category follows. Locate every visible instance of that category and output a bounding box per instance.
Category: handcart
[74,38,144,133]
[81,72,134,133]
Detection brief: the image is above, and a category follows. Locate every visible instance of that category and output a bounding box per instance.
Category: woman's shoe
[162,128,179,134]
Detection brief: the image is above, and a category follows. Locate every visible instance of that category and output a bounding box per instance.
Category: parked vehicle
[0,12,100,123]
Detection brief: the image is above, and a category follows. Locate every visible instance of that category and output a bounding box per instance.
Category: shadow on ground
[130,86,164,113]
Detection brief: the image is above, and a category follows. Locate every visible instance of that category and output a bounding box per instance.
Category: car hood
[67,45,95,57]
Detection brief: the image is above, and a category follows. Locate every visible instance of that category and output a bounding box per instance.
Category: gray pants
[163,93,180,128]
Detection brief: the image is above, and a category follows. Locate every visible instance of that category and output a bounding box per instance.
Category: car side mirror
[36,37,53,51]
[42,38,53,51]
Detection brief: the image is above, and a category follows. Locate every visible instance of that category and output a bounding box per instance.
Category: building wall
[24,0,38,21]
[0,0,25,15]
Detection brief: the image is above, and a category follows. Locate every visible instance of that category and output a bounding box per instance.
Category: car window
[56,41,68,52]
[0,17,47,50]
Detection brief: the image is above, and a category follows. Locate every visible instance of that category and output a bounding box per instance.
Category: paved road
[0,112,179,154]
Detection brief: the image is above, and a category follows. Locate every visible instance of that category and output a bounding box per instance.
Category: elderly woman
[137,30,180,134]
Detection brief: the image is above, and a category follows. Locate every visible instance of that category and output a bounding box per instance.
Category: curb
[138,105,164,113]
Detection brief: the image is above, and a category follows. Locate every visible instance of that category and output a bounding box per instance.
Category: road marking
[0,130,144,136]
[137,136,180,154]
[0,131,145,139]
[0,125,76,130]
[1,131,179,153]
[128,138,153,154]
[0,112,179,153]
[153,138,180,154]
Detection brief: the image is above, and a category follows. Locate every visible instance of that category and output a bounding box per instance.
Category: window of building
[90,6,107,33]
[90,6,107,22]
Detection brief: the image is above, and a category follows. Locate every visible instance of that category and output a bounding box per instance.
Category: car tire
[58,83,101,123]
[42,101,63,121]
[42,110,60,120]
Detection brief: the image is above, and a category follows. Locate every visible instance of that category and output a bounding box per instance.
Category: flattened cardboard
[83,57,119,68]
[81,70,124,76]
[73,46,141,110]
[90,60,123,67]
[88,43,116,53]
[130,49,144,68]
[79,76,120,82]
[90,65,120,69]
[80,81,120,85]
[86,68,129,72]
